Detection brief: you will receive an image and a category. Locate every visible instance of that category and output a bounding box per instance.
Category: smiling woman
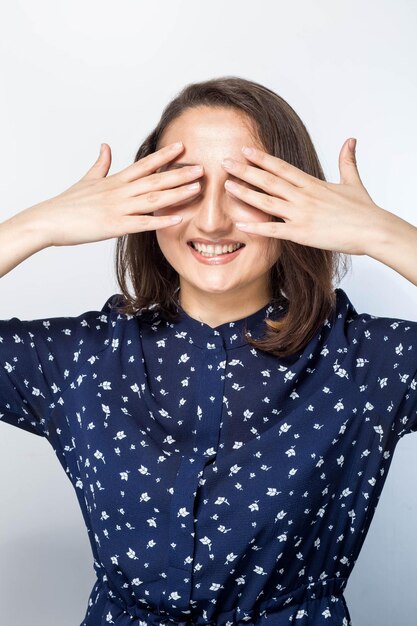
[114,76,351,357]
[1,74,417,626]
[151,106,286,330]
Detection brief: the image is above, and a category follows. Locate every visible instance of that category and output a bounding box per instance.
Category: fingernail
[235,222,248,229]
[348,138,356,151]
[242,146,254,156]
[170,216,182,222]
[171,141,183,150]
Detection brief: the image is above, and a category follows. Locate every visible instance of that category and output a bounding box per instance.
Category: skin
[4,105,415,305]
[153,105,417,327]
[154,106,282,328]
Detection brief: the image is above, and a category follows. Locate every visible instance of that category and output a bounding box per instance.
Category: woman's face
[154,106,282,305]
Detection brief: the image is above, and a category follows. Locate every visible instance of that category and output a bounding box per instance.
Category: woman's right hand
[30,141,203,247]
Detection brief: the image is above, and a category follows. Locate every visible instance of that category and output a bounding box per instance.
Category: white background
[0,1,416,624]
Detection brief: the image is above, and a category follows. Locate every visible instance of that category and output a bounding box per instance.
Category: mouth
[187,241,246,257]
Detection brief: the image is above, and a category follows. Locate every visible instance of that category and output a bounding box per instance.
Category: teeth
[191,242,243,256]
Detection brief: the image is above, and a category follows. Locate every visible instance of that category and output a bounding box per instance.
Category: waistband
[104,576,349,626]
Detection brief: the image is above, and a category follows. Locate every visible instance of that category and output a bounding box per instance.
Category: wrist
[12,201,55,250]
[364,206,417,285]
[365,206,414,260]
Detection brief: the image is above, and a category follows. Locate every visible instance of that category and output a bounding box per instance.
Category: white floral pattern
[1,288,416,626]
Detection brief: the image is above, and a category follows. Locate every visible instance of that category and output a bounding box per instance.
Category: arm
[224,139,417,288]
[0,204,50,279]
[0,141,203,280]
[365,210,417,287]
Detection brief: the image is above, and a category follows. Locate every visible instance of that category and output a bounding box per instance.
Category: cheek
[263,237,282,266]
[271,237,281,255]
[155,230,169,254]
[155,229,181,262]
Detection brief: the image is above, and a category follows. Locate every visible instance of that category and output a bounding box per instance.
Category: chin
[189,282,234,292]
[194,283,246,297]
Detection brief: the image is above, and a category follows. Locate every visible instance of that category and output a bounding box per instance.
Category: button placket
[163,334,227,615]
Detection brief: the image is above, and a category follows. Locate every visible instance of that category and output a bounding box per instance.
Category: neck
[176,285,272,328]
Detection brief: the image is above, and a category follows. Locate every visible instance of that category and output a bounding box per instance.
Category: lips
[187,241,245,265]
[187,239,245,246]
[188,241,244,252]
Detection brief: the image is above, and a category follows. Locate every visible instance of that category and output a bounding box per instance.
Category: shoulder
[103,293,163,327]
[332,287,417,359]
[0,293,127,356]
[334,287,417,334]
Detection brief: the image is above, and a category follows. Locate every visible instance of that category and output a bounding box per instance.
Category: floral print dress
[1,288,416,626]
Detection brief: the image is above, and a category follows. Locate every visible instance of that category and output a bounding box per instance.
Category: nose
[192,170,235,236]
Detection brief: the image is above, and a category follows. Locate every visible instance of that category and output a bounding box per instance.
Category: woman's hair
[113,75,351,357]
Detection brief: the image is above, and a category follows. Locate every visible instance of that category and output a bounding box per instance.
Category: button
[207,331,225,350]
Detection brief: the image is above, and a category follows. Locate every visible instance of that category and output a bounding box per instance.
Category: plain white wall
[0,1,417,625]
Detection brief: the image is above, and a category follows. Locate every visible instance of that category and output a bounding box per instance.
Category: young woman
[1,77,416,626]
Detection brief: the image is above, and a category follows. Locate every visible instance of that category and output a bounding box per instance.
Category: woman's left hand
[222,138,394,256]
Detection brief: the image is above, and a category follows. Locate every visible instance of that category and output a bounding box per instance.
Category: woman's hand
[28,141,203,247]
[222,138,395,256]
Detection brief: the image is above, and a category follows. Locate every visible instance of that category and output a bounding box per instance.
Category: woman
[1,76,416,626]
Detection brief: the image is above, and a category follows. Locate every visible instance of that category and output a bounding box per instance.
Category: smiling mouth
[187,242,246,257]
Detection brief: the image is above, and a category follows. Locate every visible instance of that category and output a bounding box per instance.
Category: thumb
[82,143,112,180]
[338,137,363,186]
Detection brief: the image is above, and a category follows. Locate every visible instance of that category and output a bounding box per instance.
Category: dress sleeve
[342,295,417,439]
[386,318,417,437]
[0,294,120,437]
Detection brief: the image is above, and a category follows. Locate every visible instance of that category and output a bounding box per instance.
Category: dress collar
[170,298,288,350]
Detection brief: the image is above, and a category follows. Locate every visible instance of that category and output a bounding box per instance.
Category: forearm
[366,209,417,286]
[0,204,51,279]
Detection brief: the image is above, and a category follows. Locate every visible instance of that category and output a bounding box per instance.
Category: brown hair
[113,76,351,357]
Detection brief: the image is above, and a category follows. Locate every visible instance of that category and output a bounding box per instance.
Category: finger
[123,180,201,215]
[126,164,204,197]
[117,141,185,183]
[82,143,112,181]
[338,137,365,187]
[224,180,292,220]
[234,219,292,241]
[121,214,185,235]
[222,158,297,202]
[240,146,318,188]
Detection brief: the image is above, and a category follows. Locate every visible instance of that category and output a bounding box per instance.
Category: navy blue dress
[1,288,417,626]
